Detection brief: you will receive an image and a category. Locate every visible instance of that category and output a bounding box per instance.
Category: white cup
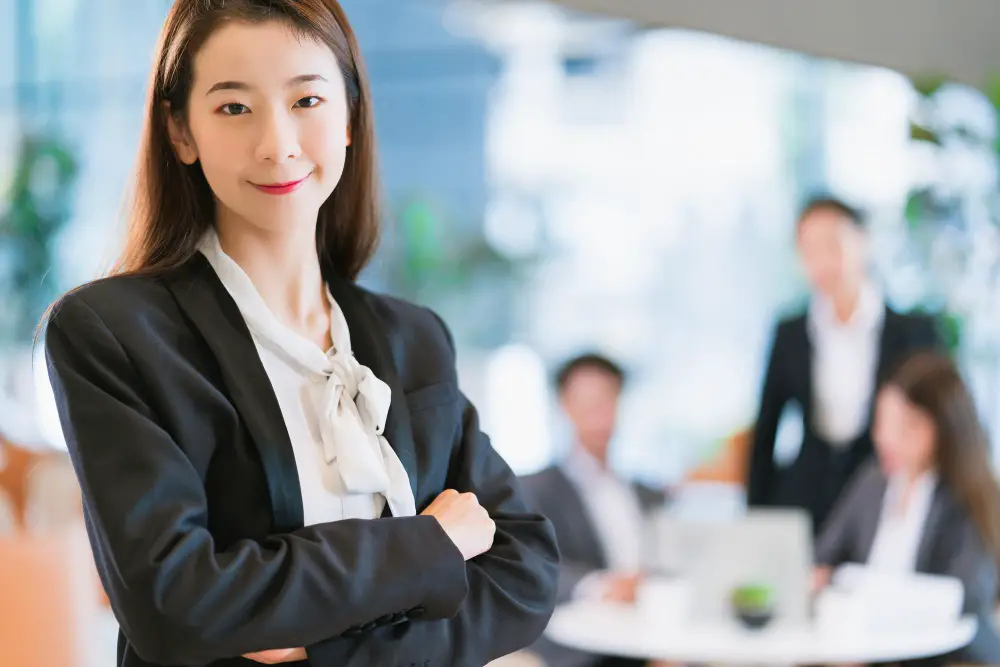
[637,576,691,626]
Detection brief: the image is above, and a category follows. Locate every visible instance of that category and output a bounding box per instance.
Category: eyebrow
[206,74,328,95]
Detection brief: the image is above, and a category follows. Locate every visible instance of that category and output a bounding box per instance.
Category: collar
[809,282,885,337]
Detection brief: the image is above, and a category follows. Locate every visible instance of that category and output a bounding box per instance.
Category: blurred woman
[747,197,942,533]
[816,352,1000,664]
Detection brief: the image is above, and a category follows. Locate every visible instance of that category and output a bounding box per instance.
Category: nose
[255,107,301,164]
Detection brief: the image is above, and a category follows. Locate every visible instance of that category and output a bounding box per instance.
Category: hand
[601,572,642,605]
[242,647,307,663]
[421,489,496,560]
[812,566,832,593]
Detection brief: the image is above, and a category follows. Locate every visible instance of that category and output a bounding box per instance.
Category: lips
[251,174,310,195]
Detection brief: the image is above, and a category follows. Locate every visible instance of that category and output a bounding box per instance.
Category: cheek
[303,116,349,174]
[191,122,246,182]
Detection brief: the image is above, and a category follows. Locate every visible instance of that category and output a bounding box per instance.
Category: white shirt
[563,447,646,587]
[198,231,415,526]
[867,472,937,573]
[809,284,884,446]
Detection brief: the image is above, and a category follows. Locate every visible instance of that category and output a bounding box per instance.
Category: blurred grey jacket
[817,460,1000,665]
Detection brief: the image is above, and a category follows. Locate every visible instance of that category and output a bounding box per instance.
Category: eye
[295,96,323,109]
[219,103,250,116]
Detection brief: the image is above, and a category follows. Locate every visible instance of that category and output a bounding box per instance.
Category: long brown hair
[888,351,1000,570]
[116,0,380,279]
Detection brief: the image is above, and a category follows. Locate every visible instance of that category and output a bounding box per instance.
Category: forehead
[798,209,862,243]
[562,367,621,393]
[192,20,339,87]
[879,386,918,416]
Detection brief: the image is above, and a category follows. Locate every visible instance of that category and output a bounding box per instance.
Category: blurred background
[3,0,1000,664]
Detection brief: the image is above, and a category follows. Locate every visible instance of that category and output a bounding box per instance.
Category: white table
[546,600,977,665]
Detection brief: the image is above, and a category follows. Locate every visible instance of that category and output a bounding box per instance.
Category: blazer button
[407,606,426,619]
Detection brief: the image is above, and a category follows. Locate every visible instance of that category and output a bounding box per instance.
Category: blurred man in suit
[521,353,665,667]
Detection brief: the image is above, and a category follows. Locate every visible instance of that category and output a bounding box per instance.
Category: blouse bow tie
[318,352,416,517]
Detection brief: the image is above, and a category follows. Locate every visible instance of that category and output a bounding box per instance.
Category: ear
[164,102,199,165]
[345,122,352,148]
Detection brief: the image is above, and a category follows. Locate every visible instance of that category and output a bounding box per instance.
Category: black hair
[555,353,626,393]
[797,195,865,229]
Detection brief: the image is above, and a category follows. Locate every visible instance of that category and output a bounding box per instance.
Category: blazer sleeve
[45,294,470,667]
[747,323,790,507]
[307,312,561,667]
[943,519,1000,663]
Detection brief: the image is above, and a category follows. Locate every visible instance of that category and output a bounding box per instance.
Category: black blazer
[44,254,559,667]
[747,306,941,533]
[816,461,1000,665]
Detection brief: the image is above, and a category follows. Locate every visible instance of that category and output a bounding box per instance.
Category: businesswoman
[815,352,1000,664]
[747,197,942,533]
[43,1,559,666]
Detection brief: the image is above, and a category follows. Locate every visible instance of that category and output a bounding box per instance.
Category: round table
[546,600,977,665]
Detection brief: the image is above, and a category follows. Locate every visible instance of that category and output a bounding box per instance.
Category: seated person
[815,351,1000,665]
[520,353,666,667]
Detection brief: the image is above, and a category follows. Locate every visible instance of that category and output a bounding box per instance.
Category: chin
[878,458,901,477]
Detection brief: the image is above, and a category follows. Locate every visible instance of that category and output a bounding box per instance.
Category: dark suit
[747,306,942,533]
[519,465,665,667]
[817,461,1000,665]
[44,254,559,667]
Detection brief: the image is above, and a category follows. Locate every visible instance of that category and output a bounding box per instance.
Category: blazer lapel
[166,256,304,532]
[797,315,815,425]
[915,483,948,573]
[324,267,419,511]
[858,473,889,563]
[552,467,608,569]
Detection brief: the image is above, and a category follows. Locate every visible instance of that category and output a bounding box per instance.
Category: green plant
[904,74,1000,356]
[731,583,774,611]
[376,196,538,347]
[0,133,78,342]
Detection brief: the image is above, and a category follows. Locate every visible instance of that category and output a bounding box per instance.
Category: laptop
[649,507,813,627]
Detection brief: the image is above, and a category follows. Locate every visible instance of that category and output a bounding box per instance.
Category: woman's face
[873,385,937,477]
[796,208,867,297]
[168,20,350,238]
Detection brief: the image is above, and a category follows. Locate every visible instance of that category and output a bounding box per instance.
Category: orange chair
[684,428,752,486]
[0,525,98,667]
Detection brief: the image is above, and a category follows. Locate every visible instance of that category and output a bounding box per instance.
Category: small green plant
[731,583,774,611]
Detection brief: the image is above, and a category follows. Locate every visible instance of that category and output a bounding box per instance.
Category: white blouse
[809,283,884,446]
[867,472,937,573]
[198,231,416,526]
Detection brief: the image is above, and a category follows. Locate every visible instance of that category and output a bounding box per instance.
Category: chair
[0,491,16,536]
[0,525,98,667]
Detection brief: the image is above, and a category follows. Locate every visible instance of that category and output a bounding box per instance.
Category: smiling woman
[41,1,559,667]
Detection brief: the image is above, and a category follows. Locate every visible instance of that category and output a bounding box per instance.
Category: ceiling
[506,0,1000,90]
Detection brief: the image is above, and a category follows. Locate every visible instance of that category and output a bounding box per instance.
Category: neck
[215,217,327,330]
[830,281,863,324]
[575,442,609,469]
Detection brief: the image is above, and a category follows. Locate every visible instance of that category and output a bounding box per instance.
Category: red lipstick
[252,175,309,195]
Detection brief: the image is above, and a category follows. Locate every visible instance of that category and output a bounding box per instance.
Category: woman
[747,197,942,534]
[815,352,1000,664]
[43,1,559,666]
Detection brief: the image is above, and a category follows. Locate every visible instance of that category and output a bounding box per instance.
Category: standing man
[747,196,943,534]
